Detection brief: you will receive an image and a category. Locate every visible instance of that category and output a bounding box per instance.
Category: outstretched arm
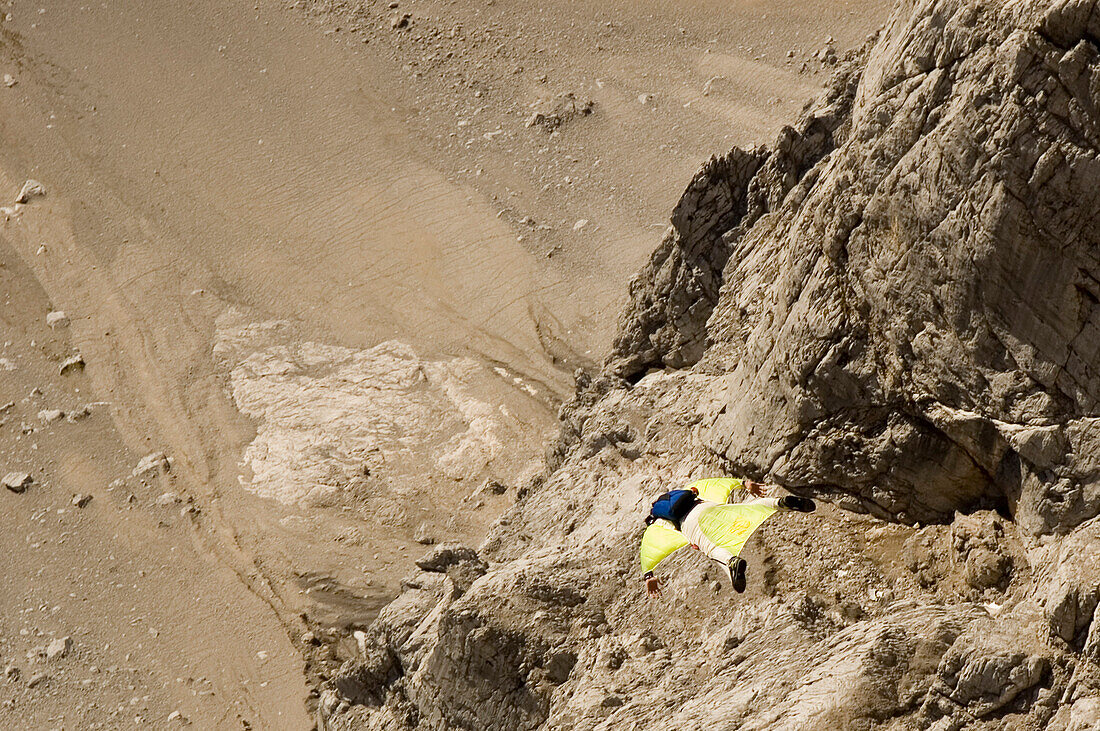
[639,521,688,598]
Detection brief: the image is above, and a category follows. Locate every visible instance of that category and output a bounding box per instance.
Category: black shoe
[729,558,747,593]
[780,496,816,512]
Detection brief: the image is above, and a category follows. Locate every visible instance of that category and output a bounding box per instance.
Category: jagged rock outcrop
[320,0,1100,728]
[607,54,865,381]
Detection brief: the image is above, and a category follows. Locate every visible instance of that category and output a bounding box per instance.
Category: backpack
[649,489,697,527]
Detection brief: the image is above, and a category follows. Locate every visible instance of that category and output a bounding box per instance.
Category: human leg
[744,496,783,509]
[708,545,748,593]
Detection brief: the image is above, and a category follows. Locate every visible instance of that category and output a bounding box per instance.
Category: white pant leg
[681,502,736,567]
[743,496,783,509]
[708,544,734,566]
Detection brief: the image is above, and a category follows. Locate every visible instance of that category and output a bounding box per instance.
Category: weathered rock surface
[917,614,1060,727]
[320,0,1100,728]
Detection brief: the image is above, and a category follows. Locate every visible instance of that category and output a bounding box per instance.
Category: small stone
[167,710,185,723]
[2,472,33,493]
[572,219,589,232]
[66,404,93,422]
[15,179,46,204]
[45,636,72,661]
[133,452,170,479]
[415,543,484,573]
[58,354,85,376]
[26,671,47,688]
[3,664,18,680]
[2,73,15,87]
[391,12,411,29]
[155,491,180,506]
[818,44,837,65]
[37,408,64,423]
[413,522,436,545]
[72,493,92,508]
[637,93,653,104]
[45,310,69,328]
[300,631,318,646]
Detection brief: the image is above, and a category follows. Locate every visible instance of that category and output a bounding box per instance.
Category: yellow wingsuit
[639,478,779,575]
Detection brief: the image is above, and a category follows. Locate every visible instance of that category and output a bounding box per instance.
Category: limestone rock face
[319,1,1100,729]
[690,0,1099,533]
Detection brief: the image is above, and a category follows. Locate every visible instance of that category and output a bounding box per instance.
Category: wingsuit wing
[696,503,778,558]
[688,477,745,503]
[639,520,689,574]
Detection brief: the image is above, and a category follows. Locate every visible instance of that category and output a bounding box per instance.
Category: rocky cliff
[319,0,1100,728]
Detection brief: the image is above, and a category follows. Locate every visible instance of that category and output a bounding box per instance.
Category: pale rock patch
[214,312,548,508]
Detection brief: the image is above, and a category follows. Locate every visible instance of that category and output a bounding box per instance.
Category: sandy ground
[0,0,893,726]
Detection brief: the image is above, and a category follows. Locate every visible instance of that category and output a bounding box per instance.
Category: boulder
[58,354,85,376]
[133,452,171,478]
[45,637,72,661]
[413,522,436,545]
[15,179,45,203]
[414,544,484,574]
[37,409,64,423]
[2,472,32,493]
